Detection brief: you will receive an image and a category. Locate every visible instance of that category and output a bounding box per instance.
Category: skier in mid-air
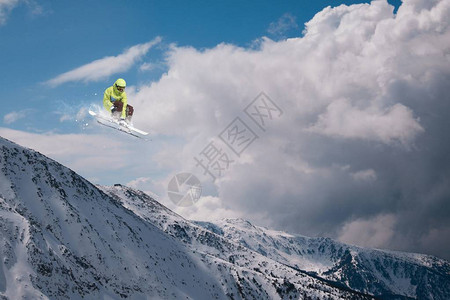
[91,77,148,138]
[103,78,134,125]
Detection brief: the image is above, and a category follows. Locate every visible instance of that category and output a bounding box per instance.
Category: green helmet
[115,78,126,88]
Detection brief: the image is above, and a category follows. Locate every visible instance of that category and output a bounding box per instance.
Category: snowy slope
[0,137,236,299]
[195,219,450,299]
[102,185,373,300]
[0,136,371,300]
[102,185,450,300]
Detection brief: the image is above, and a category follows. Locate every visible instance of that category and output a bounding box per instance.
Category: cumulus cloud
[4,0,449,260]
[171,195,248,223]
[125,0,450,260]
[45,37,161,87]
[307,99,424,146]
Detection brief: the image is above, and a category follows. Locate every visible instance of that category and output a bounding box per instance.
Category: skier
[103,78,134,125]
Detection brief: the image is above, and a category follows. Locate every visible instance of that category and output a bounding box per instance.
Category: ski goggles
[116,85,125,92]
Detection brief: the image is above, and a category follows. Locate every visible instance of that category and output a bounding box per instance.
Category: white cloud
[0,0,19,25]
[3,0,450,260]
[124,0,450,259]
[3,110,30,124]
[45,37,162,87]
[127,177,165,199]
[0,0,45,25]
[129,0,431,151]
[170,195,245,223]
[268,13,299,38]
[307,99,424,146]
[139,61,169,73]
[338,214,397,248]
[139,62,155,72]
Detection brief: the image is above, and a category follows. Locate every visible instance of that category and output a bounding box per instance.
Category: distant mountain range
[1,136,449,299]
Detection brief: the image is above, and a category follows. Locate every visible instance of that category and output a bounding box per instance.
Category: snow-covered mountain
[0,136,372,299]
[195,219,450,300]
[103,185,450,300]
[0,135,448,300]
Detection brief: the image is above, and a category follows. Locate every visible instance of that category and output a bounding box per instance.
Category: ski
[89,110,150,140]
[96,120,144,139]
[89,110,149,135]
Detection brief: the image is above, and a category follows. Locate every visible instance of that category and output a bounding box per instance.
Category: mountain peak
[0,136,368,299]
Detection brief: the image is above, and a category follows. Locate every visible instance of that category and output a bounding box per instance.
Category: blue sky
[3,0,450,262]
[2,0,399,133]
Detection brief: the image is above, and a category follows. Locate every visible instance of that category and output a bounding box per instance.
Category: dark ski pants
[112,101,134,119]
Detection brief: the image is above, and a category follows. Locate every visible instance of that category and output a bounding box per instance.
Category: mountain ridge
[104,184,450,300]
[0,136,373,299]
[1,136,449,299]
[193,218,450,299]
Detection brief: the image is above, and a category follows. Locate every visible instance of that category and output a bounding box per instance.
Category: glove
[110,105,117,114]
